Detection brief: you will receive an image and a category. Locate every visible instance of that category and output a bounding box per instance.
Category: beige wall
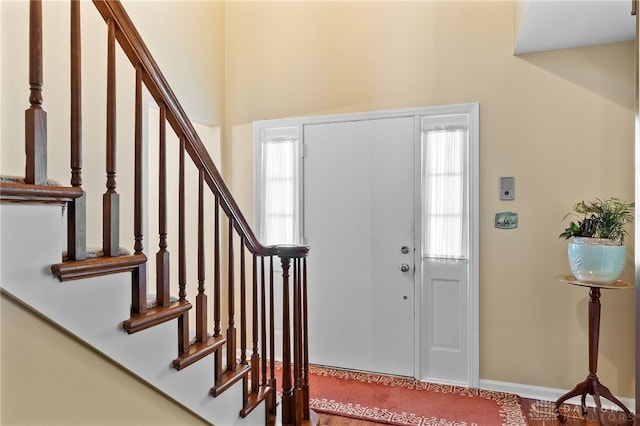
[0,294,208,425]
[223,1,635,396]
[123,0,225,127]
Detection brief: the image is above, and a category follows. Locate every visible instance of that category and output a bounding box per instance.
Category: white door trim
[469,102,480,388]
[412,102,479,387]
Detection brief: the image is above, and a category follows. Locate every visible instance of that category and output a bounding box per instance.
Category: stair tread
[210,364,251,397]
[173,335,225,370]
[0,180,83,204]
[52,253,147,282]
[123,301,192,334]
[240,385,273,418]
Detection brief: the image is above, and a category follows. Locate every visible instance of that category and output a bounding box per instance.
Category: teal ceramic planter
[568,237,626,284]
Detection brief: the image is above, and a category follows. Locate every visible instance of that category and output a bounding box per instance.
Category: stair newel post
[67,0,86,261]
[280,254,294,426]
[196,167,208,344]
[103,17,120,257]
[177,137,188,354]
[131,64,146,316]
[226,219,237,372]
[156,103,170,307]
[278,245,311,425]
[25,0,47,185]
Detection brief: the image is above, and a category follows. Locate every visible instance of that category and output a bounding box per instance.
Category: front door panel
[304,117,415,377]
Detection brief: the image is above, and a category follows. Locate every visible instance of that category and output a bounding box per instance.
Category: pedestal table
[554,275,635,425]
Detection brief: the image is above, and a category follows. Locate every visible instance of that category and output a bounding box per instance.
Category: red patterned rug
[306,365,528,426]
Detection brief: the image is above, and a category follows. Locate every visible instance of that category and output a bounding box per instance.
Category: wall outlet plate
[495,212,518,229]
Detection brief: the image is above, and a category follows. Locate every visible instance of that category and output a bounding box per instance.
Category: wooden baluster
[156,103,170,306]
[213,197,222,386]
[25,0,47,185]
[240,237,247,408]
[131,64,146,315]
[133,66,144,258]
[281,256,293,426]
[196,168,208,343]
[67,0,86,260]
[70,0,81,189]
[240,238,247,366]
[213,196,221,338]
[103,18,119,257]
[177,137,188,354]
[293,258,303,423]
[260,256,267,389]
[302,257,310,420]
[251,253,260,393]
[226,220,236,372]
[269,256,277,415]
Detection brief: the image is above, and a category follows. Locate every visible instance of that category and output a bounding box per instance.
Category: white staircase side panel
[0,203,265,426]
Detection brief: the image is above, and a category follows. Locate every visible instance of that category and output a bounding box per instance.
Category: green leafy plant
[559,198,635,242]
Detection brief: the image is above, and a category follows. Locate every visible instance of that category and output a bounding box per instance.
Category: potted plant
[559,198,634,284]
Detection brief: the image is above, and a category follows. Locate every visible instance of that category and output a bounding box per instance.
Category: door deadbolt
[401,246,410,254]
[400,263,410,272]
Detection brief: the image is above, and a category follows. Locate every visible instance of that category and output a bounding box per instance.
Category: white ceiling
[514,0,636,54]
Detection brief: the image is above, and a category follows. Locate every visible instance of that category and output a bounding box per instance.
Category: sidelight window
[421,114,469,260]
[255,126,302,246]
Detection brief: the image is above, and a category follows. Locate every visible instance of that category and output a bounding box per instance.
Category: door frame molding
[253,103,479,385]
[412,103,480,387]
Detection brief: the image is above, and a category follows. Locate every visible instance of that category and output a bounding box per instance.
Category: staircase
[0,1,314,425]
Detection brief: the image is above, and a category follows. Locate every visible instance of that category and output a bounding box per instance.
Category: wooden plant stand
[554,276,635,426]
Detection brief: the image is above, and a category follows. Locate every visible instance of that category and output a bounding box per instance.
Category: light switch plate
[495,212,518,229]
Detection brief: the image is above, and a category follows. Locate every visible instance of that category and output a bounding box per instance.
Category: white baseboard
[480,379,636,413]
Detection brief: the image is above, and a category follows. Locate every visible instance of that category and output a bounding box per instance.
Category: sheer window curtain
[259,127,301,246]
[421,115,469,260]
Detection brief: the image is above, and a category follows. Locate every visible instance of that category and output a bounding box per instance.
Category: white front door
[303,117,415,377]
